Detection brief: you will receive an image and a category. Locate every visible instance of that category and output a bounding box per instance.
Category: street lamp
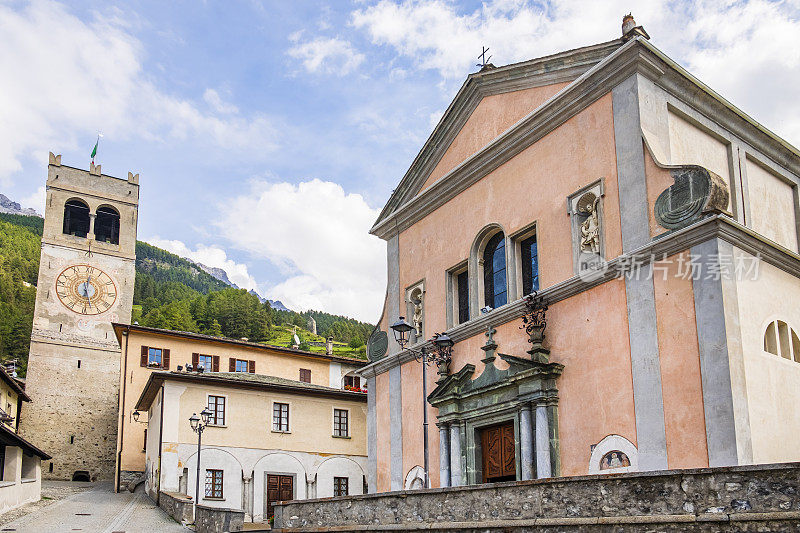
[389,317,455,489]
[190,406,213,518]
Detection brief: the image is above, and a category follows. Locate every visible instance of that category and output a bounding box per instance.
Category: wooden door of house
[266,474,294,518]
[481,421,516,483]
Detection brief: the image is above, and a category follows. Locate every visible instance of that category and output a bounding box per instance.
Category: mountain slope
[0,209,372,374]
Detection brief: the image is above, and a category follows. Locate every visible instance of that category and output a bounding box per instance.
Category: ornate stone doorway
[429,325,563,487]
[480,421,516,483]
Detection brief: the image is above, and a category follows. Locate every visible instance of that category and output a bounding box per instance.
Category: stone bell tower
[21,153,139,481]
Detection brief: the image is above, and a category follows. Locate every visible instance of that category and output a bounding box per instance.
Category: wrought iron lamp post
[390,317,454,488]
[190,406,213,518]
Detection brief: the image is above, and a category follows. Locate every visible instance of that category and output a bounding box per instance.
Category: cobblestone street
[0,481,190,533]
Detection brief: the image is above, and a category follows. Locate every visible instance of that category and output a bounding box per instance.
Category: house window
[207,395,225,426]
[197,355,213,371]
[344,375,360,389]
[229,358,254,373]
[94,206,120,244]
[299,369,311,383]
[521,234,539,295]
[483,232,507,309]
[148,348,162,366]
[457,270,469,324]
[205,469,223,499]
[141,346,169,369]
[333,476,348,497]
[333,409,349,437]
[273,403,289,432]
[62,199,90,238]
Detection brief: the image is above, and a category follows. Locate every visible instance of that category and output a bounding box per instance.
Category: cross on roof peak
[477,46,492,68]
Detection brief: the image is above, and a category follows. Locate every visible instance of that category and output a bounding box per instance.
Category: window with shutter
[162,349,170,370]
[192,353,199,367]
[212,355,220,372]
[229,358,236,372]
[140,346,148,367]
[197,354,213,371]
[299,369,311,383]
[248,360,255,373]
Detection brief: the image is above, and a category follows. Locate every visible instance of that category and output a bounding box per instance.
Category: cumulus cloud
[350,0,800,146]
[287,34,365,76]
[20,186,46,215]
[217,179,386,322]
[146,238,260,293]
[0,0,276,186]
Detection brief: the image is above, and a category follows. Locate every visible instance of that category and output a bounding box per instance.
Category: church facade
[362,23,800,493]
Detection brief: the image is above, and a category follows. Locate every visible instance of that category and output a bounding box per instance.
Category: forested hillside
[0,212,372,375]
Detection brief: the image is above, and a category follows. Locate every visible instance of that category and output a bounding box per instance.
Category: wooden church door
[481,421,516,483]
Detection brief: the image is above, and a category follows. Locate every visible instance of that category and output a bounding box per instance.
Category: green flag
[90,139,98,161]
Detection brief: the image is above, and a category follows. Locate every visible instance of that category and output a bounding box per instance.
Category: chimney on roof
[326,336,334,356]
[622,13,650,41]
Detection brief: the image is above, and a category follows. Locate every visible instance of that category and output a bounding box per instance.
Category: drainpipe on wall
[115,325,131,493]
[157,383,165,506]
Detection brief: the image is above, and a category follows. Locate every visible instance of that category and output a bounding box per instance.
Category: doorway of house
[265,474,294,519]
[480,421,516,483]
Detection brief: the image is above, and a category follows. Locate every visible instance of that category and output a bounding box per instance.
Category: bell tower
[21,153,139,481]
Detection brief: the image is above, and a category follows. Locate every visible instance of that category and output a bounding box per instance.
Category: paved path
[1,481,189,533]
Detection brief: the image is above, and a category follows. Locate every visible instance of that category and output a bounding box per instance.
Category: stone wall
[195,504,244,533]
[273,463,800,532]
[158,491,193,525]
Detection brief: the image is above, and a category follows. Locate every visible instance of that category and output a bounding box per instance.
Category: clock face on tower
[55,264,117,315]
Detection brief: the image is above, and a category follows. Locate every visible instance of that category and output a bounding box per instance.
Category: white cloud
[0,0,276,186]
[217,179,386,322]
[203,88,239,115]
[20,186,46,215]
[350,0,800,146]
[145,238,260,293]
[287,35,365,76]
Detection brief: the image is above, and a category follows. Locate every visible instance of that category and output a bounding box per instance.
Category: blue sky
[2,0,800,321]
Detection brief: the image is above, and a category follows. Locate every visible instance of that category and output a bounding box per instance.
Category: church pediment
[371,40,624,234]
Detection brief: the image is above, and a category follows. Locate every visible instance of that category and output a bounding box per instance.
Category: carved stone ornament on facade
[654,165,730,230]
[521,292,550,364]
[367,329,389,362]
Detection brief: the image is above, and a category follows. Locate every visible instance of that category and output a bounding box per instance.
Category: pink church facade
[361,25,800,493]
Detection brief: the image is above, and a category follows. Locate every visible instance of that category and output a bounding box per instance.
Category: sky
[2,0,799,322]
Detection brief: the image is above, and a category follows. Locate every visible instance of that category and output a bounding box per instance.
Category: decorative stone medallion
[367,330,389,362]
[655,166,730,230]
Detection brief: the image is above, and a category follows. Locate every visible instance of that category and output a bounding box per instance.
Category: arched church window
[63,199,90,238]
[483,232,507,309]
[94,206,120,244]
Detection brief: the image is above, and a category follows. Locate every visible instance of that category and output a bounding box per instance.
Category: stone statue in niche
[600,450,630,470]
[579,193,601,254]
[410,288,424,337]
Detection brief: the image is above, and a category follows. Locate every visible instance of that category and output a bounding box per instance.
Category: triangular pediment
[372,39,624,232]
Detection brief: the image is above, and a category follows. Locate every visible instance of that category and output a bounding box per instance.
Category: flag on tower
[90,134,102,164]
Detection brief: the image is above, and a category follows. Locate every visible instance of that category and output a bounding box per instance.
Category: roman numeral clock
[55,264,118,315]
